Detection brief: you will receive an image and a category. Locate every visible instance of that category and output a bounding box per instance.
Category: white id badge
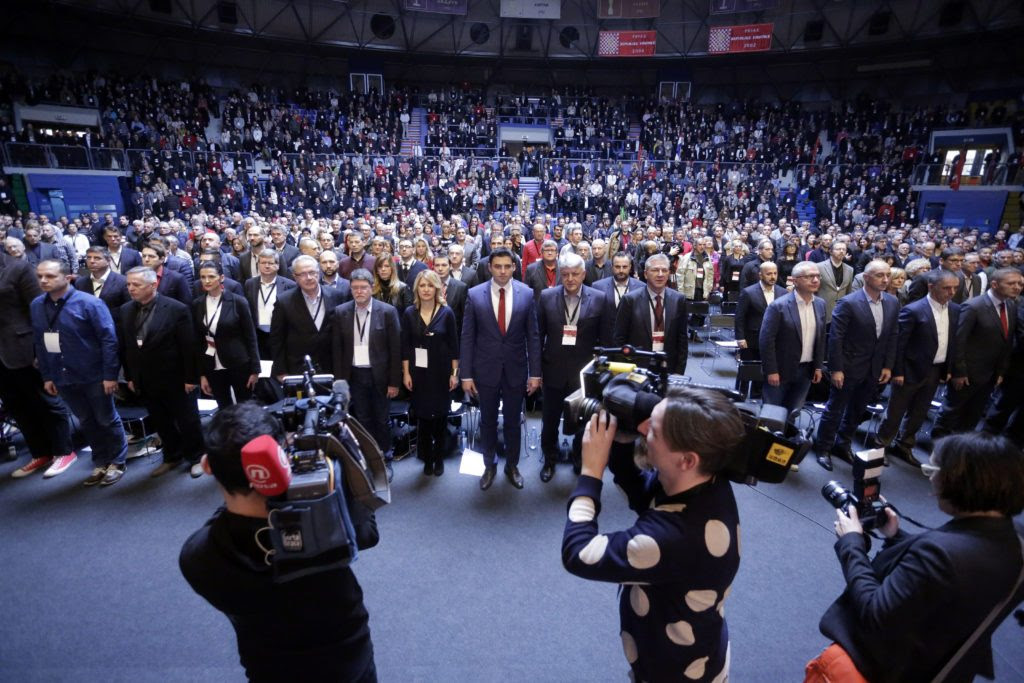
[205,335,217,357]
[731,271,740,281]
[354,344,370,366]
[652,331,665,352]
[696,267,704,278]
[415,347,429,368]
[43,332,61,353]
[258,309,271,326]
[561,324,578,346]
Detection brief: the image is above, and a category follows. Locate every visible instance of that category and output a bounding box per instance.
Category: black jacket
[192,292,261,376]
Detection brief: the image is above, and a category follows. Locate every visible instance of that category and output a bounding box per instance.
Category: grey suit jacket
[816,259,854,322]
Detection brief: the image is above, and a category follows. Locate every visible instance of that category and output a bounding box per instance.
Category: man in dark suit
[591,252,644,311]
[446,244,473,285]
[395,239,427,289]
[240,226,289,282]
[524,240,560,301]
[460,248,542,490]
[735,261,788,361]
[141,243,191,305]
[906,248,966,304]
[332,268,402,456]
[0,251,75,478]
[433,253,467,334]
[244,251,297,359]
[760,261,827,419]
[613,254,689,375]
[102,226,142,274]
[584,238,613,286]
[933,268,1023,436]
[268,225,301,272]
[871,270,960,467]
[536,253,607,482]
[76,246,130,327]
[269,255,349,379]
[150,235,195,291]
[814,260,900,471]
[738,240,774,289]
[120,266,204,478]
[983,299,1024,445]
[196,232,241,282]
[21,225,58,266]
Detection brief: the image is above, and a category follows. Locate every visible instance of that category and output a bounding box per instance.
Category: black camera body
[822,448,890,531]
[562,346,810,485]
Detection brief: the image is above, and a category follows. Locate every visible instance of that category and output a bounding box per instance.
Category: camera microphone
[241,434,292,497]
[331,379,351,412]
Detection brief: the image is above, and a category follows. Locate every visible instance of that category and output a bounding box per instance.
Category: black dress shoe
[888,444,922,468]
[831,445,855,465]
[479,465,497,490]
[816,453,834,472]
[423,460,433,476]
[505,465,524,489]
[540,463,555,483]
[434,459,444,476]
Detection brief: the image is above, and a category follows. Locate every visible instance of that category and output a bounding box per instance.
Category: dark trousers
[207,364,254,408]
[877,365,942,449]
[0,362,73,458]
[256,329,272,360]
[983,378,1024,445]
[814,375,879,452]
[139,382,204,464]
[763,362,814,418]
[416,415,447,464]
[540,384,581,467]
[351,368,391,453]
[934,375,997,435]
[477,380,525,468]
[60,382,128,466]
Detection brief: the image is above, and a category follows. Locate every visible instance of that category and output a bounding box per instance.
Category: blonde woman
[401,270,459,476]
[413,236,434,269]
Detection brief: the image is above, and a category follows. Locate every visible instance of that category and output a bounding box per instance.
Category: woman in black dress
[777,241,801,289]
[720,239,749,299]
[401,270,459,476]
[373,256,413,313]
[193,261,261,407]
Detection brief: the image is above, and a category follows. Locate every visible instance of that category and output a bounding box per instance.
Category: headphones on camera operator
[242,357,391,583]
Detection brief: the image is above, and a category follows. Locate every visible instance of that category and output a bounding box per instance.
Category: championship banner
[597,0,661,19]
[708,23,773,54]
[598,31,657,57]
[500,0,561,19]
[402,0,468,14]
[709,0,779,14]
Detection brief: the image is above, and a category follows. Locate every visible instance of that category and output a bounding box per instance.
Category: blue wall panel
[25,173,124,219]
[916,189,1006,232]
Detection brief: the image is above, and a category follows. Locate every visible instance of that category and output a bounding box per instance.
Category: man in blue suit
[536,253,608,482]
[814,260,900,471]
[759,261,827,419]
[460,248,542,490]
[870,270,960,467]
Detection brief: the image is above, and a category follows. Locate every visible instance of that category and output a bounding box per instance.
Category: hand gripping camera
[822,448,891,531]
[562,346,811,485]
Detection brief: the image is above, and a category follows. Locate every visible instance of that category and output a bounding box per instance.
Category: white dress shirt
[257,277,278,328]
[491,280,513,330]
[761,284,776,306]
[352,301,372,368]
[91,268,110,295]
[796,294,817,364]
[204,292,225,370]
[927,295,950,365]
[302,286,325,330]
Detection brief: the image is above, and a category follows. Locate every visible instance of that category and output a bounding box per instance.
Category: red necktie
[654,294,664,332]
[1000,302,1009,339]
[498,286,506,335]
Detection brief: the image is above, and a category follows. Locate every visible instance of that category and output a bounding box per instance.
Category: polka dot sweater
[562,471,739,683]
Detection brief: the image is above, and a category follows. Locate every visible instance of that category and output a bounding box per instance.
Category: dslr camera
[562,346,810,485]
[821,449,891,531]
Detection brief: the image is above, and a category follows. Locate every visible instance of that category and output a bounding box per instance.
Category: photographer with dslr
[179,402,378,682]
[562,386,744,682]
[806,433,1024,683]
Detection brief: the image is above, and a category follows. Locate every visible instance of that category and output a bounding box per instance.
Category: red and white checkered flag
[598,31,620,56]
[708,26,732,53]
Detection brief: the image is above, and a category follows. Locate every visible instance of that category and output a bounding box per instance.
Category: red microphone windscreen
[241,434,291,496]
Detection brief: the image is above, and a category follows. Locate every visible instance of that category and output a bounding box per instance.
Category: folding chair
[735,360,764,402]
[116,404,160,459]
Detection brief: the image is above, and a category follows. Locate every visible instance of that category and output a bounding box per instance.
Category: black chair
[735,360,764,402]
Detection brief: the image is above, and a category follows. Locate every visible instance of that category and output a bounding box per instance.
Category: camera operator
[179,402,378,682]
[806,433,1024,683]
[562,386,745,682]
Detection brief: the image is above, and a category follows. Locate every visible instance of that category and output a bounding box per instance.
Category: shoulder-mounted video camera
[246,357,391,583]
[562,346,810,485]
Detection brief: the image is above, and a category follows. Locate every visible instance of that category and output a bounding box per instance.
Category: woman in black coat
[372,256,413,314]
[193,261,261,408]
[401,270,459,476]
[807,433,1024,683]
[720,239,749,299]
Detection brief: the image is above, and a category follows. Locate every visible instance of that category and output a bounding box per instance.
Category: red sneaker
[11,457,54,478]
[43,453,78,478]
